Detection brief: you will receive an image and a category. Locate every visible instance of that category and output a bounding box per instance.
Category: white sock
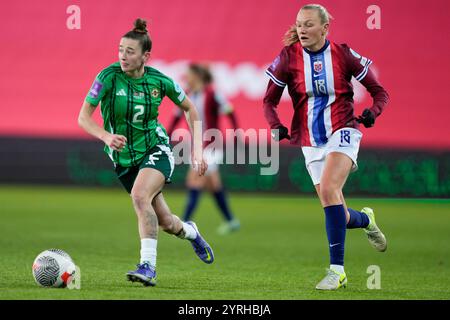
[181,222,197,240]
[330,264,345,274]
[140,238,157,267]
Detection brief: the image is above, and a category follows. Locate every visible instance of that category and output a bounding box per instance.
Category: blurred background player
[167,63,240,235]
[263,4,389,290]
[78,19,214,287]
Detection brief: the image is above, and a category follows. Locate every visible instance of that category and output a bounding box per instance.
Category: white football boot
[362,207,387,252]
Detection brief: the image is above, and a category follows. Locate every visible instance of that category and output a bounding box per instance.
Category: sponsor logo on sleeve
[89,80,103,98]
[270,55,281,71]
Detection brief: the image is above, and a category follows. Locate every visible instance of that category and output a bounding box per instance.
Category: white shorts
[204,148,223,175]
[301,128,363,186]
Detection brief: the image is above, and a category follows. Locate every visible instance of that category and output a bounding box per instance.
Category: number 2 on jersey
[133,105,144,123]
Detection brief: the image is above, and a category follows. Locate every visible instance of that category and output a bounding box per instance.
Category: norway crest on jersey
[314,60,323,73]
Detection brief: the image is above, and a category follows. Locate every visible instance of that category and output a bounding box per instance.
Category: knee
[130,190,151,213]
[319,184,341,206]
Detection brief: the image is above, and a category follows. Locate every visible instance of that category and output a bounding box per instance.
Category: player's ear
[143,51,151,63]
[322,23,329,36]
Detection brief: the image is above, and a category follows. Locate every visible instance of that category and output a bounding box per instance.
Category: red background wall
[0,0,449,149]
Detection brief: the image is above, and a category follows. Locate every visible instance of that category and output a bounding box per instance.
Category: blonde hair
[283,4,333,46]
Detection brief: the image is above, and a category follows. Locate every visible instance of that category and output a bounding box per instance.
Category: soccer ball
[32,249,76,288]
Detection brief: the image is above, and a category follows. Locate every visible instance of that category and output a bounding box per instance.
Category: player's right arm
[78,101,127,152]
[78,69,127,152]
[263,48,291,141]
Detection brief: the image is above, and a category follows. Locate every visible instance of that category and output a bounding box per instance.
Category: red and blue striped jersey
[263,40,389,146]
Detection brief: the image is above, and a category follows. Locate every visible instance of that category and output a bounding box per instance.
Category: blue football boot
[186,221,215,264]
[126,263,157,286]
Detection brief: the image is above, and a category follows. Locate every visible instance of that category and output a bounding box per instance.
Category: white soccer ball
[32,249,76,288]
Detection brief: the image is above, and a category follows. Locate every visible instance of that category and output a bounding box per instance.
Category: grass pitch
[0,185,449,299]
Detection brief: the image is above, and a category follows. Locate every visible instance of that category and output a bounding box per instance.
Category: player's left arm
[166,111,183,138]
[345,45,390,127]
[177,97,207,176]
[359,68,390,120]
[164,77,207,175]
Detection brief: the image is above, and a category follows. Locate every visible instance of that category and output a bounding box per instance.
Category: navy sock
[213,189,234,222]
[324,205,347,266]
[183,189,201,221]
[347,208,370,229]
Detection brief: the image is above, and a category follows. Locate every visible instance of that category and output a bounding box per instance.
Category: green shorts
[114,145,175,194]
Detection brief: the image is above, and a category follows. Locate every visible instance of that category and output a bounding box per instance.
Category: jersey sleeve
[343,44,373,82]
[163,77,186,106]
[85,71,113,106]
[265,47,289,88]
[342,44,389,118]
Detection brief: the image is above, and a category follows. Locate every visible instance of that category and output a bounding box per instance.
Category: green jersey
[85,62,186,167]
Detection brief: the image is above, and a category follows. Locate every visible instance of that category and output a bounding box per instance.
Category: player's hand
[357,108,375,128]
[102,133,127,152]
[192,153,208,176]
[271,125,290,141]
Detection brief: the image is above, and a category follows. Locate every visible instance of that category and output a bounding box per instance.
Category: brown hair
[122,18,152,52]
[188,63,213,85]
[283,4,333,46]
